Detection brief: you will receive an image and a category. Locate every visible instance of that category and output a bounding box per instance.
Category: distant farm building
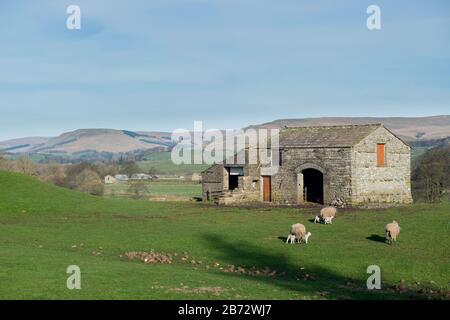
[201,124,413,207]
[130,173,152,180]
[104,175,117,184]
[188,173,202,182]
[114,174,129,183]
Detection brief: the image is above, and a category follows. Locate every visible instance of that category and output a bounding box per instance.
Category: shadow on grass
[200,234,418,300]
[366,234,387,244]
[277,236,288,243]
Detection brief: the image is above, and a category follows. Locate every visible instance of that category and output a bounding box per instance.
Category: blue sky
[0,0,449,140]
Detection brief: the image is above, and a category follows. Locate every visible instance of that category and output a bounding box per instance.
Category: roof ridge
[279,123,385,147]
[282,123,383,130]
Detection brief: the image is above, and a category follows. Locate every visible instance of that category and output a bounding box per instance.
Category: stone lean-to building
[104,175,117,184]
[201,124,413,207]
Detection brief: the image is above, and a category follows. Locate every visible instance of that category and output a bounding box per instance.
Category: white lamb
[298,232,312,244]
[324,216,334,224]
[286,234,296,244]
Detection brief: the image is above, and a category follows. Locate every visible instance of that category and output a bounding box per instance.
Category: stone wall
[201,164,227,201]
[202,164,261,202]
[271,147,352,205]
[351,126,413,205]
[238,164,261,202]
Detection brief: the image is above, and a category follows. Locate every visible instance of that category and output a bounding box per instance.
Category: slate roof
[279,124,383,148]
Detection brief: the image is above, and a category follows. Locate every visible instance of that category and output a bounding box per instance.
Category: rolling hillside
[248,115,450,142]
[1,116,449,163]
[0,137,49,153]
[0,170,106,214]
[0,129,173,155]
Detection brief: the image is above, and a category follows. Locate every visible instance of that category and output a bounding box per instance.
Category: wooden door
[297,173,304,204]
[262,176,271,202]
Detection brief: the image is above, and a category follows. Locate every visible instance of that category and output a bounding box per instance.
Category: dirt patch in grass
[215,263,285,277]
[178,252,288,278]
[112,214,147,221]
[122,250,173,264]
[390,280,450,300]
[338,279,450,300]
[121,250,289,279]
[167,286,227,295]
[149,193,194,202]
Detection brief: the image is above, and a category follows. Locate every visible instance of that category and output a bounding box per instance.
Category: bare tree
[15,157,36,176]
[147,166,157,176]
[73,169,104,196]
[128,181,150,200]
[412,146,449,202]
[0,152,6,169]
[120,160,141,177]
[38,163,67,185]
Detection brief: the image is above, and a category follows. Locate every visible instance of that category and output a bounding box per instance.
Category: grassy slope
[104,180,201,198]
[0,171,449,300]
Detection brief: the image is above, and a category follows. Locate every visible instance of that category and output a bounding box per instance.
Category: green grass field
[104,180,202,200]
[138,152,210,175]
[0,171,449,300]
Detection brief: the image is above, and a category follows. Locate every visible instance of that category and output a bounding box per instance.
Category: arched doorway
[301,168,324,204]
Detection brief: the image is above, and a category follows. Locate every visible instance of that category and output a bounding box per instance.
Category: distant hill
[1,116,449,162]
[0,137,49,153]
[247,115,450,142]
[0,129,174,155]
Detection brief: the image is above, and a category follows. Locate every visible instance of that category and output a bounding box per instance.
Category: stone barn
[104,175,117,184]
[201,124,413,207]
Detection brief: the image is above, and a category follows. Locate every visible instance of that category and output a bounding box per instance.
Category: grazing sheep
[385,220,401,244]
[289,223,311,244]
[324,216,334,224]
[286,234,296,244]
[290,223,306,238]
[314,215,321,223]
[320,206,337,219]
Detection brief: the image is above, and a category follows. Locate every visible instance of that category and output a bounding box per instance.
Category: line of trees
[412,145,450,202]
[0,153,158,197]
[4,147,170,164]
[3,145,449,203]
[0,154,115,196]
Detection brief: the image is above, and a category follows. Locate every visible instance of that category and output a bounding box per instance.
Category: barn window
[229,167,244,176]
[377,143,385,166]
